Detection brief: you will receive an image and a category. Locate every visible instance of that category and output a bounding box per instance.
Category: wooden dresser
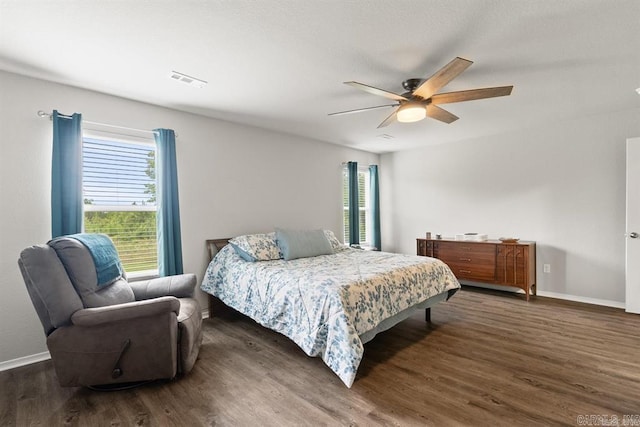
[417,237,536,300]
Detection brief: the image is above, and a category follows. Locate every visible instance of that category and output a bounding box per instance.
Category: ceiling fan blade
[426,105,459,124]
[430,86,513,104]
[344,81,408,101]
[413,57,473,99]
[377,108,399,128]
[328,104,399,116]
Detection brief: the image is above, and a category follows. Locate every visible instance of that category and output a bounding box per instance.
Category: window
[342,166,371,246]
[82,135,158,275]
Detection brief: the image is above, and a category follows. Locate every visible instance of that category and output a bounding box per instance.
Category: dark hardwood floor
[2,287,639,426]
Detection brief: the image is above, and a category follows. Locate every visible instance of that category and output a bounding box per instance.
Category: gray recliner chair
[18,234,203,388]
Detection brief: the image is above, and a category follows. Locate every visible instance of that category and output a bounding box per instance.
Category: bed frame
[205,238,233,316]
[205,238,457,323]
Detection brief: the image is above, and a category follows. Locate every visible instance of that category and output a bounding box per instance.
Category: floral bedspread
[201,245,460,387]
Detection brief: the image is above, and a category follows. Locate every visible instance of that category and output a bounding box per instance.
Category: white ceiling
[1,0,639,153]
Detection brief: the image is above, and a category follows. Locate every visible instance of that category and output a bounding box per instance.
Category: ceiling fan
[329,57,513,128]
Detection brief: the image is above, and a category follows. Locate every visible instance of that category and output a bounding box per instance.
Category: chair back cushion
[66,233,123,286]
[48,237,135,308]
[18,245,84,335]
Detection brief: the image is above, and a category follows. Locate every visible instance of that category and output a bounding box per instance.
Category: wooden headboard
[206,238,232,261]
[204,238,232,317]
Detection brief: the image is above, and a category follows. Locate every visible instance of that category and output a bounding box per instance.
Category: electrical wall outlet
[543,264,551,273]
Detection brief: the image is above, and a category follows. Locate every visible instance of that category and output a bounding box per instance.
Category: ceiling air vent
[169,71,207,88]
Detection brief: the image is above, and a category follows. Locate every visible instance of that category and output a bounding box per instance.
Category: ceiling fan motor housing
[402,78,425,94]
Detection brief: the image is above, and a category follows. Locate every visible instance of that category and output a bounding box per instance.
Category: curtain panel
[51,110,83,238]
[154,128,184,276]
[369,164,381,251]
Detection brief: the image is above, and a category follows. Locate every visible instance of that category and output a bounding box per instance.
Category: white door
[626,137,640,314]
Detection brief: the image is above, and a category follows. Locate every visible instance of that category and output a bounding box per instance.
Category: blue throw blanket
[69,233,123,287]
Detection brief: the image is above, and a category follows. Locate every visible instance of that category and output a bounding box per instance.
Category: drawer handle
[459,269,472,274]
[459,258,471,262]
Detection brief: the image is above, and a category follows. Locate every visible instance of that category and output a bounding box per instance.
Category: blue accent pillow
[275,228,334,261]
[229,242,257,262]
[228,233,282,262]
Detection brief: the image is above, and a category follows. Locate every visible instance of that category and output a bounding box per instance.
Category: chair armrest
[70,296,180,327]
[129,273,197,300]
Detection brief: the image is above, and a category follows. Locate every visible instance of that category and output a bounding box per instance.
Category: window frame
[81,130,159,278]
[342,165,372,247]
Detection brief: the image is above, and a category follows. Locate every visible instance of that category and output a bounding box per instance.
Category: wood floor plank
[1,287,639,426]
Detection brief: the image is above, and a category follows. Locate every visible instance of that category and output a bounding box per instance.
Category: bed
[201,231,460,387]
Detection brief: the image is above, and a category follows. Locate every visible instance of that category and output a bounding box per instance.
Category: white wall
[0,71,378,365]
[381,108,640,306]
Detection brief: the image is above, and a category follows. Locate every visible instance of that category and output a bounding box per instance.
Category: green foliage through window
[84,211,157,272]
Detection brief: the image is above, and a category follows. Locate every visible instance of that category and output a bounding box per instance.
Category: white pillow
[229,233,281,262]
[324,230,346,251]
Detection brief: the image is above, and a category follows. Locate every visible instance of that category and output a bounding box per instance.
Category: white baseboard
[536,291,626,309]
[0,351,50,372]
[460,281,626,309]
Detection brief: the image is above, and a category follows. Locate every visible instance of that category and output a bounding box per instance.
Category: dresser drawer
[434,241,497,282]
[446,262,496,282]
[435,242,496,264]
[435,241,496,256]
[436,249,496,265]
[416,239,428,256]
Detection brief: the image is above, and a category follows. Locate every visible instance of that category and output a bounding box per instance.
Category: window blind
[82,137,158,273]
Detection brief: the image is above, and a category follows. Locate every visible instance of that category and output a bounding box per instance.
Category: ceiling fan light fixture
[396,102,426,123]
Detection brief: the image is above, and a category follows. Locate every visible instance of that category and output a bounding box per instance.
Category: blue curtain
[154,129,184,276]
[347,161,360,246]
[51,110,83,238]
[369,164,381,251]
